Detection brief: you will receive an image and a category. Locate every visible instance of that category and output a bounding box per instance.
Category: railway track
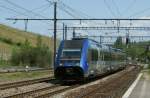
[0,77,53,90]
[35,84,80,98]
[1,66,139,98]
[4,84,80,98]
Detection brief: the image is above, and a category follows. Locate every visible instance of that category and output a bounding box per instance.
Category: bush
[148,64,150,69]
[11,37,52,68]
[30,46,52,67]
[0,37,13,45]
[0,37,22,47]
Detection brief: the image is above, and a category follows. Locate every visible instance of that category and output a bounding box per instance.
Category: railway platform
[123,70,150,98]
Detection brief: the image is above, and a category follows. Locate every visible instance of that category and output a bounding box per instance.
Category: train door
[96,46,100,69]
[97,46,102,72]
[87,49,92,66]
[87,48,92,75]
[98,45,103,73]
[87,46,99,76]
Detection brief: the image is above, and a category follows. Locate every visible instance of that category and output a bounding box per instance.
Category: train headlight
[75,63,80,66]
[59,63,63,66]
[90,70,94,74]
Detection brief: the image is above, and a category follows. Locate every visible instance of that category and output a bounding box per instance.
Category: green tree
[114,36,123,49]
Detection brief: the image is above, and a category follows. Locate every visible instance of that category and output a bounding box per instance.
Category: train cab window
[60,59,80,64]
[62,49,81,58]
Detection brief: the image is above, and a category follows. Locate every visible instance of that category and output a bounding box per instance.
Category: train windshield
[60,59,80,64]
[61,49,81,58]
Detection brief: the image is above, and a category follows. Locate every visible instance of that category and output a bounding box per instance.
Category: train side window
[91,49,98,61]
[104,51,111,61]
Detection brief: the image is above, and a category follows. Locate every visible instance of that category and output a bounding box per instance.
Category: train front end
[54,38,88,81]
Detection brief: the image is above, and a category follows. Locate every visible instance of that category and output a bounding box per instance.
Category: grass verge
[0,70,52,82]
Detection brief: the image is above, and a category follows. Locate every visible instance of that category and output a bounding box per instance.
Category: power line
[58,2,94,35]
[16,4,51,19]
[12,4,50,19]
[31,3,50,11]
[59,1,91,18]
[124,0,137,16]
[4,0,49,19]
[0,5,31,17]
[36,5,50,13]
[103,0,116,17]
[7,18,150,21]
[111,0,122,17]
[57,1,107,33]
[58,1,98,34]
[58,5,79,18]
[129,7,150,18]
[0,4,50,25]
[45,0,54,5]
[0,4,53,30]
[2,0,54,25]
[56,1,88,19]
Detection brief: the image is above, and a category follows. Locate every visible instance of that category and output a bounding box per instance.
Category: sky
[0,0,150,43]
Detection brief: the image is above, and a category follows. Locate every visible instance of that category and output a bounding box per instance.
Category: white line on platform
[122,73,143,98]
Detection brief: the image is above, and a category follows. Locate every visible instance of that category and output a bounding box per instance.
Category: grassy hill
[0,24,54,60]
[0,24,53,59]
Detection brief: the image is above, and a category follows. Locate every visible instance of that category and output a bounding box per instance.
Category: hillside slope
[0,24,54,59]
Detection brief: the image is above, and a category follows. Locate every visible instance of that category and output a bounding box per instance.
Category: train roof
[71,37,125,53]
[63,39,84,49]
[72,37,104,45]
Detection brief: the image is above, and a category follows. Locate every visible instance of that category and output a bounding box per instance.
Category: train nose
[54,66,84,80]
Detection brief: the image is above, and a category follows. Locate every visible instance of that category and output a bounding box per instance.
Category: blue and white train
[54,38,126,81]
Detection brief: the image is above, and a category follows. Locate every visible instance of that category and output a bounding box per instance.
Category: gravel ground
[0,82,54,97]
[52,66,140,98]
